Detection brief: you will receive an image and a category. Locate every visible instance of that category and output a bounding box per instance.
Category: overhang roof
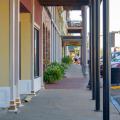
[39,0,90,6]
[63,6,82,10]
[63,41,81,46]
[68,27,82,33]
[62,35,81,42]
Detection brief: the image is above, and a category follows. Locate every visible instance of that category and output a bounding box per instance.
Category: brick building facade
[0,0,67,110]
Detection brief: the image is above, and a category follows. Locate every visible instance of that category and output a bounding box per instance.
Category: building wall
[42,7,51,69]
[0,0,10,86]
[34,0,42,26]
[19,0,43,93]
[0,0,68,108]
[20,13,32,80]
[49,7,67,63]
[0,0,44,108]
[42,8,51,31]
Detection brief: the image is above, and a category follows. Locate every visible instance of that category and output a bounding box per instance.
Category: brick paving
[45,77,88,89]
[45,64,88,89]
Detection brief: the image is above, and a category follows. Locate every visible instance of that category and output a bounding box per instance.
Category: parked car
[111,51,120,59]
[111,55,120,68]
[100,55,120,85]
[100,55,120,76]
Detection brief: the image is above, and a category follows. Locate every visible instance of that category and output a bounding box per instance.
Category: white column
[50,22,53,62]
[51,23,54,62]
[56,32,58,62]
[59,36,62,62]
[58,34,60,62]
[57,34,59,62]
[51,8,54,62]
[82,6,87,75]
[52,24,54,62]
[9,0,16,111]
[55,29,57,61]
[40,23,44,89]
[53,26,56,61]
[57,33,59,62]
[65,46,69,56]
[31,0,35,94]
[15,0,21,106]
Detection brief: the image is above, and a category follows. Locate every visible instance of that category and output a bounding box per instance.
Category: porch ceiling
[67,27,82,33]
[39,0,90,6]
[63,6,82,10]
[62,35,81,42]
[20,2,30,13]
[63,41,81,46]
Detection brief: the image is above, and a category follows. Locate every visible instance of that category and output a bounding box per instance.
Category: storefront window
[34,28,39,78]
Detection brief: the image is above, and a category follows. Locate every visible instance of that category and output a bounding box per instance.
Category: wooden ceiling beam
[39,0,89,6]
[63,6,81,10]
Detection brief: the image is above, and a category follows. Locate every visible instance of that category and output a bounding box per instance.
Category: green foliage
[48,62,65,75]
[61,63,68,69]
[62,56,72,65]
[44,62,66,84]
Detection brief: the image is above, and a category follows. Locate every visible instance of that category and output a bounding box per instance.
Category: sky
[109,0,120,32]
[70,0,120,33]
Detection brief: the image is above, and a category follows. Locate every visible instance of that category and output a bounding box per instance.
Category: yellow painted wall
[20,13,31,80]
[0,0,10,86]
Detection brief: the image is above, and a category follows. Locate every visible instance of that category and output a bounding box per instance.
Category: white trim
[19,80,31,94]
[19,77,42,94]
[34,77,41,92]
[40,10,44,89]
[31,0,35,92]
[9,0,16,101]
[0,87,10,107]
[34,22,40,29]
[15,0,20,99]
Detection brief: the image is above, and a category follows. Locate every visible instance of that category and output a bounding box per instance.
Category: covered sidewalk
[0,64,119,120]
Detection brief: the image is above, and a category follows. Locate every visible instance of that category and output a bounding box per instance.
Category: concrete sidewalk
[0,64,119,120]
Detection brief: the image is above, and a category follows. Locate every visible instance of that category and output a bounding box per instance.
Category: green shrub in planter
[61,63,68,70]
[58,65,64,75]
[62,56,72,65]
[48,62,65,75]
[44,65,62,84]
[50,62,60,66]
